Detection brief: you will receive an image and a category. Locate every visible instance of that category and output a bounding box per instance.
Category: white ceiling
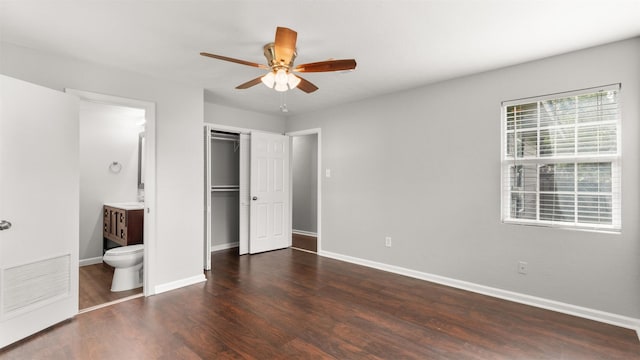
[1,1,639,116]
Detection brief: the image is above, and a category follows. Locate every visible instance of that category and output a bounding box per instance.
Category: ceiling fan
[200,27,357,93]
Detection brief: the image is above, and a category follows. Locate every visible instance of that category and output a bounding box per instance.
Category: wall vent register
[2,255,70,317]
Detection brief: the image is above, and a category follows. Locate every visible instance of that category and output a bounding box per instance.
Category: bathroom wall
[79,101,143,262]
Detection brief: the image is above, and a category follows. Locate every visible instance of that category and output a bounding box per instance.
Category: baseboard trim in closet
[292,229,317,237]
[211,242,239,252]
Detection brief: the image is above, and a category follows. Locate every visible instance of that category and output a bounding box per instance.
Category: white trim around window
[500,84,622,233]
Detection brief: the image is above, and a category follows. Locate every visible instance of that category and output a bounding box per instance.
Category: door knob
[0,220,12,231]
[252,196,258,201]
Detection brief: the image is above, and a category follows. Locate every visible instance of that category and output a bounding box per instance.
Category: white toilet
[102,244,144,292]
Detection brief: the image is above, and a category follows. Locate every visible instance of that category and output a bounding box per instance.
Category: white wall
[79,101,142,260]
[205,102,285,133]
[1,42,205,292]
[292,134,318,233]
[286,38,640,319]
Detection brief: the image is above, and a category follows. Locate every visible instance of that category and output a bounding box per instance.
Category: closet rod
[211,188,240,192]
[212,185,240,189]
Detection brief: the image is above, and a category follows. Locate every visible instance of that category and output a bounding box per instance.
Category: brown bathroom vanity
[103,203,144,253]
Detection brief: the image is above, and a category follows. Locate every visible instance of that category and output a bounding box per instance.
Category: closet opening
[211,130,240,251]
[204,127,250,270]
[205,125,295,269]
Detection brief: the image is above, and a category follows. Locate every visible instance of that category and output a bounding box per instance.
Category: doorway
[204,125,293,268]
[67,89,156,311]
[204,126,250,269]
[288,129,321,253]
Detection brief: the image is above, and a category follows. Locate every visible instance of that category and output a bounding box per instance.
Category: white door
[0,75,79,348]
[249,132,290,254]
[239,134,250,255]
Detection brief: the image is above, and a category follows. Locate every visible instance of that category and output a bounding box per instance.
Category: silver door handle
[252,196,258,201]
[0,220,12,231]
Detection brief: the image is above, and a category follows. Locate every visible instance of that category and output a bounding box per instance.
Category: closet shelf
[211,136,239,142]
[212,185,240,192]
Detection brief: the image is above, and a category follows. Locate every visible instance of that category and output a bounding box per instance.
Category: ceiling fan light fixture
[274,82,289,92]
[261,71,275,88]
[287,73,301,89]
[262,69,299,92]
[275,68,288,83]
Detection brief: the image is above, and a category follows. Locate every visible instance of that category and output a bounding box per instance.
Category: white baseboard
[319,250,640,336]
[211,242,239,252]
[154,274,206,295]
[79,256,103,267]
[292,229,317,237]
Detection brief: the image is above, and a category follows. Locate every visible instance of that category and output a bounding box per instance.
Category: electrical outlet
[518,261,528,275]
[385,236,392,247]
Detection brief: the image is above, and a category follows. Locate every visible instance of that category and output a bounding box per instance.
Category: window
[501,85,621,232]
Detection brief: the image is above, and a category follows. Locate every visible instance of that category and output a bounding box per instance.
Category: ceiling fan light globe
[274,82,288,92]
[287,73,301,89]
[275,69,289,86]
[261,72,275,88]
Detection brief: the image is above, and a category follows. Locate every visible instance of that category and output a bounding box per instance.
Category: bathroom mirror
[138,132,145,190]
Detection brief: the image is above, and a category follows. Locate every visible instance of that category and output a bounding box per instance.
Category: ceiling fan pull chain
[280,92,289,113]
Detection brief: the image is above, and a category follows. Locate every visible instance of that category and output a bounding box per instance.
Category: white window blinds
[501,84,621,232]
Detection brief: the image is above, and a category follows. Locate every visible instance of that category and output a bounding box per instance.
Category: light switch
[325,168,331,178]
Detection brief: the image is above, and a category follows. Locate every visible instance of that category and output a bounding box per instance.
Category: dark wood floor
[79,263,142,310]
[3,248,640,359]
[292,232,317,252]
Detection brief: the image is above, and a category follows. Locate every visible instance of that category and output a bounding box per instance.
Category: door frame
[286,128,322,252]
[65,89,157,296]
[204,124,292,266]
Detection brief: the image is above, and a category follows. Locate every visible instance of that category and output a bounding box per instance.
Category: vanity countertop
[104,202,145,210]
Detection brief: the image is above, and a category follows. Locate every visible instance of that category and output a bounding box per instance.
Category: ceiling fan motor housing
[263,42,297,70]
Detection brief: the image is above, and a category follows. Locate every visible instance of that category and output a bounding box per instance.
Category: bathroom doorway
[68,90,156,312]
[288,129,321,253]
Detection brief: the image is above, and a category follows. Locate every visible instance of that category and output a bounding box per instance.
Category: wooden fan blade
[200,52,268,69]
[296,76,319,93]
[274,27,297,65]
[294,59,357,73]
[235,77,264,89]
